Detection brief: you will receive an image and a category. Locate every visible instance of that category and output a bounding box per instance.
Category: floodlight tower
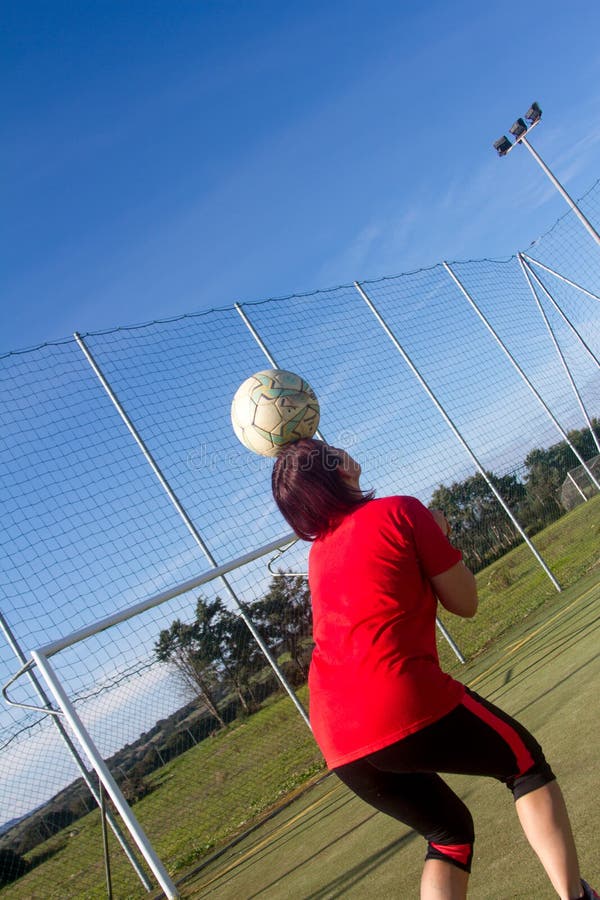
[493,102,600,247]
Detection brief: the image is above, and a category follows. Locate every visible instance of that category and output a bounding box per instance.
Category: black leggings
[333,688,555,872]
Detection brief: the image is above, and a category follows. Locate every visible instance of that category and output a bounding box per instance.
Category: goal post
[31,648,179,899]
[1,532,299,898]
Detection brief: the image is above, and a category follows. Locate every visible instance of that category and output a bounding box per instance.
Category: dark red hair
[271,438,374,541]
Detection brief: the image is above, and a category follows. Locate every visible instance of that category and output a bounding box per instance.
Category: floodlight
[509,118,528,139]
[525,102,542,123]
[493,136,513,156]
[492,100,600,246]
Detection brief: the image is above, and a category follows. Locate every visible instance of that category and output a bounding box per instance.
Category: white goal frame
[2,532,297,899]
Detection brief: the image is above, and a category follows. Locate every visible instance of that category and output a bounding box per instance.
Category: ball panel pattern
[231,369,320,457]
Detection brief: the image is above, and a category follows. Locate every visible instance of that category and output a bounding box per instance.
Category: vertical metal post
[354,280,562,592]
[73,332,310,729]
[443,263,600,492]
[234,303,326,443]
[99,782,114,900]
[0,611,153,892]
[518,254,600,456]
[520,255,600,305]
[435,620,465,664]
[30,650,179,900]
[519,257,600,369]
[518,135,600,247]
[566,471,588,504]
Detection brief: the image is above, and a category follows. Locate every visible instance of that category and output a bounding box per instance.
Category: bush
[0,848,28,885]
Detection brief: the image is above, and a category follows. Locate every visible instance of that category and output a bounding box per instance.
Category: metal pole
[2,541,304,715]
[521,255,600,304]
[519,257,600,368]
[518,255,600,456]
[234,303,326,443]
[235,303,468,662]
[435,619,465,664]
[518,135,600,247]
[354,280,562,592]
[0,611,153,892]
[443,263,600,492]
[32,536,297,658]
[73,332,310,728]
[99,782,114,900]
[30,650,179,900]
[567,471,588,504]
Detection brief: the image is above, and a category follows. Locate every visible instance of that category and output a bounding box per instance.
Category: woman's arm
[430,561,478,618]
[427,508,478,618]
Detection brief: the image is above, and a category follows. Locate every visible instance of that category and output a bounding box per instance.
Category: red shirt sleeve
[398,496,463,578]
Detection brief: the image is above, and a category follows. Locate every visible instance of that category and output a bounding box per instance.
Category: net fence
[0,181,599,897]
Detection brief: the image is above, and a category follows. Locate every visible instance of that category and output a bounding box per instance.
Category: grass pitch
[2,497,598,899]
[182,573,600,899]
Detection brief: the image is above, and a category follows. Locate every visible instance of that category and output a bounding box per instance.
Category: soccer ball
[231,369,320,457]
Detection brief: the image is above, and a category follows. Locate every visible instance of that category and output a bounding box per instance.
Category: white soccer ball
[231,369,320,457]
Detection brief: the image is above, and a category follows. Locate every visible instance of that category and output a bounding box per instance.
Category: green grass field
[2,495,599,899]
[181,572,600,899]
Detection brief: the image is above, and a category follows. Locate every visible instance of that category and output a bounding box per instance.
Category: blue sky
[3,0,600,354]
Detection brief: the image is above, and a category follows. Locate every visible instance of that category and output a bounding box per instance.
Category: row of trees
[155,575,312,726]
[430,419,599,573]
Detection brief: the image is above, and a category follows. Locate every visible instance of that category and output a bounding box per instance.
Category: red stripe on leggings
[430,842,472,866]
[462,693,534,775]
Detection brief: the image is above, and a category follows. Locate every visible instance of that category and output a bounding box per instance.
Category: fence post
[354,279,562,593]
[234,302,327,443]
[567,471,589,504]
[443,263,600,493]
[520,254,600,305]
[518,254,600,456]
[519,258,600,369]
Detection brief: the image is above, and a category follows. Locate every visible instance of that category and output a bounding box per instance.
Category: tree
[155,596,266,722]
[116,772,150,805]
[522,420,600,527]
[428,422,600,567]
[430,472,525,572]
[252,575,313,681]
[216,606,263,712]
[155,612,226,727]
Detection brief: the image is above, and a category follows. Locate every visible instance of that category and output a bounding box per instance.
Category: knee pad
[424,796,474,872]
[426,841,474,873]
[506,764,556,801]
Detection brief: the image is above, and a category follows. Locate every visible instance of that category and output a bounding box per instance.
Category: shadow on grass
[179,579,600,900]
[302,831,418,900]
[485,608,600,715]
[243,803,418,900]
[25,840,68,873]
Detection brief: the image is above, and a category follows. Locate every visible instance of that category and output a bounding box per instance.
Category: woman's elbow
[460,576,479,618]
[462,595,479,618]
[431,563,478,618]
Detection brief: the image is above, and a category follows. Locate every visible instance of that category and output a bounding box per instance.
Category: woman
[271,438,596,900]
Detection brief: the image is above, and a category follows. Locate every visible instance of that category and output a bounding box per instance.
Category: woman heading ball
[272,438,597,900]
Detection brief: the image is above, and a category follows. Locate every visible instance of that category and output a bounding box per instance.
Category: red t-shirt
[308,495,466,769]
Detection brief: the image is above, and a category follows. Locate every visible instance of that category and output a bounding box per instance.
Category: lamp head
[525,102,542,123]
[509,118,528,139]
[493,135,513,156]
